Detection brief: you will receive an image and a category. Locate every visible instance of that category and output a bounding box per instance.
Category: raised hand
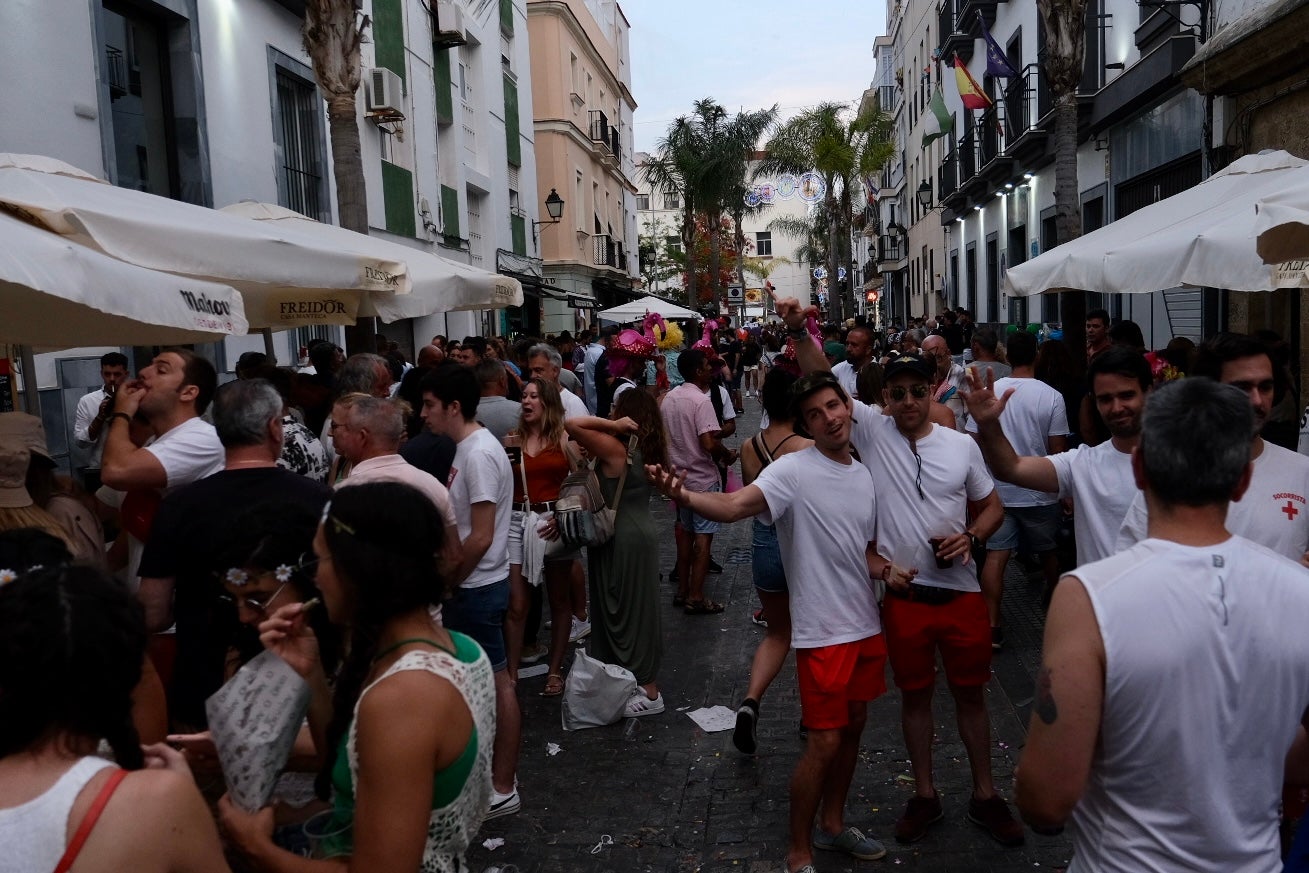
[645,464,687,503]
[961,365,1015,426]
[258,602,321,678]
[611,416,639,434]
[769,286,817,331]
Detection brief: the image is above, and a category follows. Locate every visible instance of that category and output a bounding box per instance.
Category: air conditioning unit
[366,67,405,119]
[433,1,468,47]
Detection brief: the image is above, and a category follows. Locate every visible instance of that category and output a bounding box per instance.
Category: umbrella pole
[19,345,39,415]
[261,327,277,366]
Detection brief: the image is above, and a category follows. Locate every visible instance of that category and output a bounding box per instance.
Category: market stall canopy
[597,295,704,324]
[0,155,409,329]
[0,210,247,349]
[220,202,522,316]
[1005,150,1309,297]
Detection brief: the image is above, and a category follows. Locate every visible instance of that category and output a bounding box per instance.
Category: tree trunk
[732,212,747,308]
[328,93,368,234]
[682,208,698,309]
[708,216,723,315]
[825,189,841,322]
[1052,94,1085,366]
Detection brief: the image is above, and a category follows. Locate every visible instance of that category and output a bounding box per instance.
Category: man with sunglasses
[138,378,331,730]
[648,372,912,873]
[775,295,1020,849]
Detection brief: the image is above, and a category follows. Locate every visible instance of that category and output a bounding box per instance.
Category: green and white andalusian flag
[922,86,952,149]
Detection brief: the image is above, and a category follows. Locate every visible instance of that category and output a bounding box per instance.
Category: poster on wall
[0,359,14,413]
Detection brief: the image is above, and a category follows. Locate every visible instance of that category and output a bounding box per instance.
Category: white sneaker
[625,691,665,717]
[485,786,521,819]
[569,616,591,642]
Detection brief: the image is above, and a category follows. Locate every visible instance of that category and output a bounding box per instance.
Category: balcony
[957,126,980,195]
[976,102,1014,184]
[593,233,617,268]
[877,234,905,267]
[960,0,1004,37]
[939,143,960,204]
[608,126,622,163]
[938,0,974,63]
[589,110,611,152]
[1002,63,1052,165]
[875,85,898,113]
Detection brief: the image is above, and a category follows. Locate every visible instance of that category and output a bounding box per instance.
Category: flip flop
[683,599,725,615]
[540,673,564,697]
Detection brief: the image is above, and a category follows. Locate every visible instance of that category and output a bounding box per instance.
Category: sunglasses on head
[887,384,931,401]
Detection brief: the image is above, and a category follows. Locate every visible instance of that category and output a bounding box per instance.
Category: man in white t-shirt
[922,334,969,431]
[648,372,913,873]
[101,347,224,497]
[419,362,521,819]
[778,292,1022,848]
[964,346,1153,567]
[965,330,1068,649]
[1116,333,1309,565]
[1015,377,1309,871]
[527,343,588,420]
[72,351,130,490]
[831,326,874,401]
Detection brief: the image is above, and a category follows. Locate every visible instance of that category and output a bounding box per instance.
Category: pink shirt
[336,454,458,529]
[661,383,722,491]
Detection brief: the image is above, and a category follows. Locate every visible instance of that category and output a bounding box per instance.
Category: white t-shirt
[965,377,1068,507]
[1067,536,1309,873]
[1116,439,1309,562]
[612,378,637,406]
[831,361,859,401]
[143,417,225,495]
[560,386,588,421]
[715,384,736,423]
[448,427,513,588]
[73,388,108,463]
[752,446,881,648]
[851,410,994,591]
[1047,440,1136,565]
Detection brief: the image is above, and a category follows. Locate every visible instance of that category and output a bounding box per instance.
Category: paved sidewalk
[470,402,1072,873]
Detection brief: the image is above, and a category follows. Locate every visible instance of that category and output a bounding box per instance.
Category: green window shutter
[440,184,461,241]
[511,214,526,255]
[372,0,406,87]
[381,161,416,237]
[500,0,514,36]
[503,75,521,168]
[433,50,453,125]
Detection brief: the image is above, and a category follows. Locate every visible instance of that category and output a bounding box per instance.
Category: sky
[624,0,892,155]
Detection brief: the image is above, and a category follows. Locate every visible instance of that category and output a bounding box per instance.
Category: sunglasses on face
[888,384,931,402]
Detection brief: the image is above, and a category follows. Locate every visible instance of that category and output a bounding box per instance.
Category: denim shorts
[752,519,788,593]
[987,503,1061,553]
[676,482,722,535]
[442,578,509,672]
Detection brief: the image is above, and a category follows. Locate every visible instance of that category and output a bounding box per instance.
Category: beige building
[528,0,640,335]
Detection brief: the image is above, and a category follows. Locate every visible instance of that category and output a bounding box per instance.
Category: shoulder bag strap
[515,442,531,506]
[607,435,638,513]
[54,768,128,873]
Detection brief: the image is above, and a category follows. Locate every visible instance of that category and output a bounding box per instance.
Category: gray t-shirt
[476,395,521,441]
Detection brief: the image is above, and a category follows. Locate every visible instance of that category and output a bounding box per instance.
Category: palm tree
[722,107,779,302]
[1037,0,1089,363]
[645,108,714,310]
[303,0,370,234]
[756,103,896,320]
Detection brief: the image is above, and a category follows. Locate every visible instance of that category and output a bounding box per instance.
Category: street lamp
[916,179,934,210]
[887,221,907,237]
[532,188,565,245]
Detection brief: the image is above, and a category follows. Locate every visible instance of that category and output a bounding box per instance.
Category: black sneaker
[733,699,759,754]
[708,558,723,574]
[991,626,1005,651]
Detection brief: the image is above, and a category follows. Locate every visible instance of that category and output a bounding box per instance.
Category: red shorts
[882,591,991,691]
[795,635,888,730]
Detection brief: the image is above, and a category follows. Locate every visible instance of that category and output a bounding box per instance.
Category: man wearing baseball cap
[776,294,1023,848]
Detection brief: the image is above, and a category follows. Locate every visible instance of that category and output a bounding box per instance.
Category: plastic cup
[302,809,353,859]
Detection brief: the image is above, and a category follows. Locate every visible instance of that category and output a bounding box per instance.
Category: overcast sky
[625,0,891,155]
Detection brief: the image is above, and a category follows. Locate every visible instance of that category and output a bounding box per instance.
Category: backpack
[553,436,636,549]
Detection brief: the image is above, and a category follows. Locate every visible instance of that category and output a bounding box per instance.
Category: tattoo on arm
[1035,666,1058,725]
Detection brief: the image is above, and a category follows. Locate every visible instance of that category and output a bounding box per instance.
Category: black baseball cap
[788,371,849,424]
[883,352,934,381]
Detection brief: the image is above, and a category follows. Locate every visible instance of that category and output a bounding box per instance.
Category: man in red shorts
[648,372,914,873]
[776,292,1024,848]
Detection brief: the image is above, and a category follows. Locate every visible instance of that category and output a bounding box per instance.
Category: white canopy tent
[596,295,703,324]
[1254,184,1309,266]
[219,202,521,318]
[1004,151,1309,298]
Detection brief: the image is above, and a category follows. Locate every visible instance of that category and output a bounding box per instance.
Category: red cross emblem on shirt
[1283,500,1300,521]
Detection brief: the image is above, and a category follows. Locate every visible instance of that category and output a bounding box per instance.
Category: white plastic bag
[561,649,638,731]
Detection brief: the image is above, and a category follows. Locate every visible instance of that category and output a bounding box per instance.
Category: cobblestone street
[470,403,1073,873]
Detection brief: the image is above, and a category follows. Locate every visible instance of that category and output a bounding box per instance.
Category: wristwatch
[966,530,984,550]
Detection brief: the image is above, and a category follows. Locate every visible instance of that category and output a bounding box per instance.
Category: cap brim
[0,488,34,508]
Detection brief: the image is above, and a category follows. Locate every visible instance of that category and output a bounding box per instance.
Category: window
[273,64,327,221]
[636,193,650,211]
[665,235,682,255]
[662,192,680,210]
[755,231,772,257]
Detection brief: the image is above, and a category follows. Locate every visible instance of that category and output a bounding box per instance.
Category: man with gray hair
[527,343,588,420]
[332,394,462,570]
[1015,378,1309,870]
[137,378,331,728]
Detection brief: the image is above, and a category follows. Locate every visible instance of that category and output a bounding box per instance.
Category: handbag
[561,648,639,730]
[554,435,636,550]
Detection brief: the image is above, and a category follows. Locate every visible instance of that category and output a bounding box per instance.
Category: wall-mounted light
[916,179,934,210]
[532,188,565,245]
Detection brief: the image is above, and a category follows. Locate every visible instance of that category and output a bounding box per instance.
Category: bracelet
[109,412,133,425]
[786,326,808,338]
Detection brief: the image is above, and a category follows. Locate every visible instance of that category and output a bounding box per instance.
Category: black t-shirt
[718,338,742,370]
[139,467,332,727]
[740,343,762,367]
[399,430,457,485]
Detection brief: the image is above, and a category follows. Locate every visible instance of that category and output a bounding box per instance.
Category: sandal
[540,673,564,697]
[683,599,725,615]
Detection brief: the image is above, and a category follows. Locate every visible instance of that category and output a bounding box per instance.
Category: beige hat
[0,444,33,509]
[0,412,54,466]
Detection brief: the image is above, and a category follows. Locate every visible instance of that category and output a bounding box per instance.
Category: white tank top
[1068,536,1309,872]
[0,756,116,873]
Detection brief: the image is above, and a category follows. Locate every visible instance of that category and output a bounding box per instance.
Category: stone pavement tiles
[469,402,1072,873]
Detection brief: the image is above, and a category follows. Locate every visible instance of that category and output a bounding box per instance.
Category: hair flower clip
[225,568,250,587]
[0,569,16,586]
[275,565,294,583]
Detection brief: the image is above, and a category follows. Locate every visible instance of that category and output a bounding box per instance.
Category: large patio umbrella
[1253,184,1309,269]
[597,295,703,324]
[220,201,522,317]
[1005,150,1309,298]
[0,155,409,328]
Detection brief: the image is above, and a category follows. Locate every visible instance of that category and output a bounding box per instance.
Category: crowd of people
[1,297,1308,873]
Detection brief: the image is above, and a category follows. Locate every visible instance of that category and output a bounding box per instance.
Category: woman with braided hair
[219,481,495,873]
[0,557,230,873]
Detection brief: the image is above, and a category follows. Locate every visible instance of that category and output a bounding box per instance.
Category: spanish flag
[953,53,993,110]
